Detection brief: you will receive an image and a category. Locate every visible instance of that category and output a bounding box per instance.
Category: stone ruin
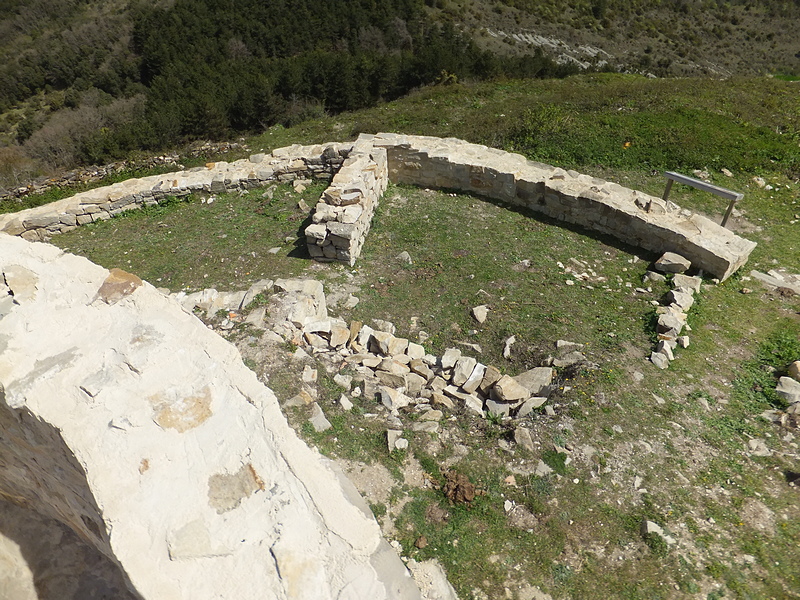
[0,134,763,598]
[0,133,756,280]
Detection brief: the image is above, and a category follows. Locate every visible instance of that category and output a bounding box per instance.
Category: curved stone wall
[369,133,756,281]
[0,235,420,600]
[0,134,756,280]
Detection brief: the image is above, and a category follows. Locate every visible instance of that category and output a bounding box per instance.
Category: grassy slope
[49,74,800,599]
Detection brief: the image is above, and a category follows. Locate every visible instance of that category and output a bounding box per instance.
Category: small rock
[379,387,413,412]
[654,252,691,274]
[655,341,675,361]
[514,427,535,452]
[339,394,353,411]
[677,336,690,348]
[286,388,316,407]
[503,335,516,359]
[788,361,800,382]
[534,460,553,477]
[472,305,489,324]
[441,347,462,369]
[544,406,556,416]
[721,168,733,177]
[643,271,667,283]
[344,294,360,309]
[309,403,332,432]
[494,375,530,402]
[485,398,511,418]
[641,520,675,545]
[387,429,405,451]
[516,397,547,418]
[396,251,413,265]
[333,373,352,389]
[776,376,800,404]
[514,367,554,396]
[746,438,772,457]
[302,365,318,384]
[672,274,702,293]
[415,536,428,549]
[650,352,669,369]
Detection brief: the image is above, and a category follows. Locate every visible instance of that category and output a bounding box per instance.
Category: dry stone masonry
[369,133,756,281]
[0,234,423,600]
[0,134,757,281]
[0,142,351,242]
[304,136,388,265]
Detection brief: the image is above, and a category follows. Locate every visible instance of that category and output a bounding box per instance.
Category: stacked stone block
[0,133,756,281]
[0,143,351,242]
[304,137,388,266]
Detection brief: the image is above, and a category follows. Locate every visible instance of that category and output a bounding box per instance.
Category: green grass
[34,74,800,599]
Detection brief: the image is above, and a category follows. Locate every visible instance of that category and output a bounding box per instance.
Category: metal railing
[662,171,744,228]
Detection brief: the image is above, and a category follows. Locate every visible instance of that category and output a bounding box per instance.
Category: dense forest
[0,0,575,176]
[0,0,798,188]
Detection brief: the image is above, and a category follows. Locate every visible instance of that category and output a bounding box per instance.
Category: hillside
[1,0,799,193]
[20,74,799,599]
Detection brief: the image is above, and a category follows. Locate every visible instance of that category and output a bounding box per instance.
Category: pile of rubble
[648,252,702,370]
[171,279,599,438]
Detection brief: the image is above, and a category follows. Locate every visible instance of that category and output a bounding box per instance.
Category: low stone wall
[0,142,352,242]
[305,136,388,265]
[0,235,421,600]
[370,133,756,281]
[0,133,757,280]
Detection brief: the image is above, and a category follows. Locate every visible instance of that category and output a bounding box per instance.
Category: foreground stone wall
[370,133,756,281]
[0,235,421,600]
[0,142,352,242]
[0,134,756,279]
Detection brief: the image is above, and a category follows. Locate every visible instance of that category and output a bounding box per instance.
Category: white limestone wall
[0,142,352,242]
[370,133,756,281]
[0,134,756,279]
[0,235,421,600]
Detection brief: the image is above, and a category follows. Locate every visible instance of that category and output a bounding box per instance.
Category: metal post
[720,195,742,228]
[662,179,674,202]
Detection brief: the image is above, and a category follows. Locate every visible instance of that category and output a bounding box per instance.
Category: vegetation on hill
[48,74,800,599]
[1,0,799,192]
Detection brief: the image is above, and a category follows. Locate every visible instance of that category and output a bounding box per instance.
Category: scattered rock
[746,438,772,457]
[396,251,413,265]
[309,403,332,432]
[339,394,354,411]
[534,460,553,477]
[471,305,489,324]
[654,252,691,274]
[641,520,675,545]
[514,427,535,452]
[789,361,800,382]
[503,335,516,359]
